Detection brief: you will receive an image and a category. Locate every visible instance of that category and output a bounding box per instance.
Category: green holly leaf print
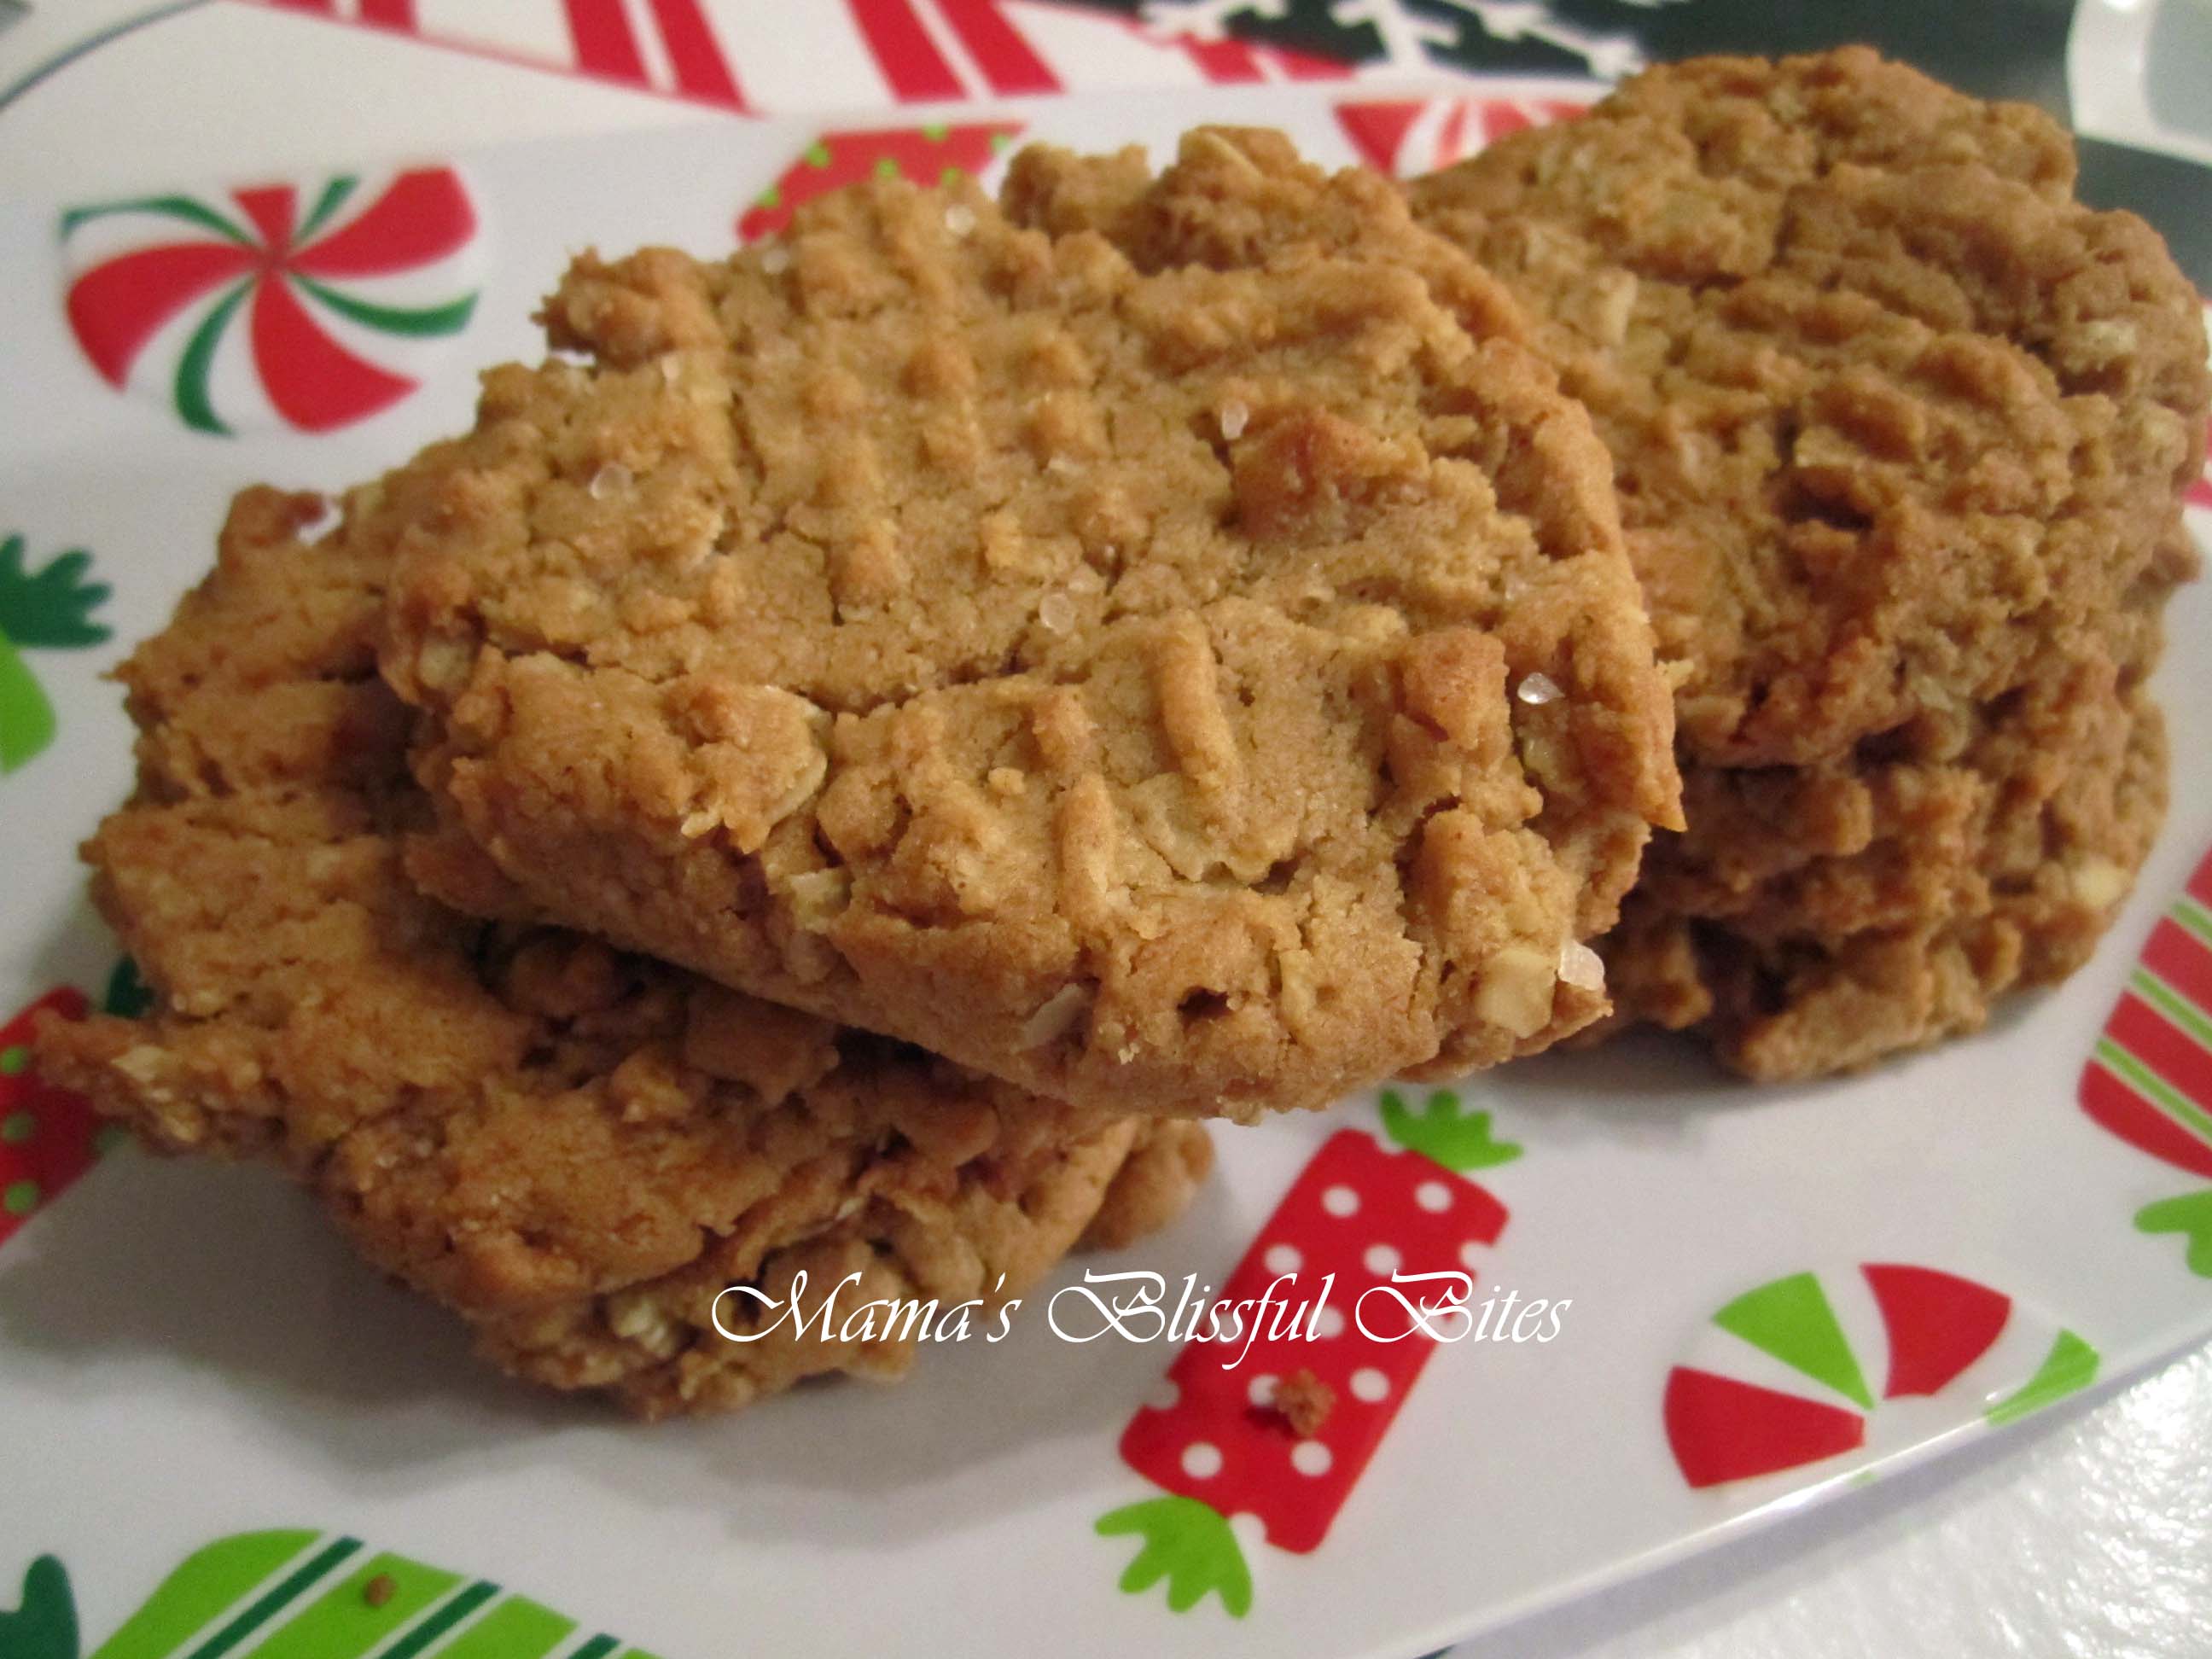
[0,535,112,774]
[0,1555,79,1659]
[102,958,153,1021]
[1096,1497,1253,1618]
[2136,1190,2212,1277]
[0,632,55,774]
[1379,1088,1523,1173]
[0,538,111,648]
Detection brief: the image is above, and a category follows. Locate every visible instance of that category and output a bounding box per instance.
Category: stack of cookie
[38,48,2206,1417]
[1412,48,2209,1079]
[36,481,1214,1419]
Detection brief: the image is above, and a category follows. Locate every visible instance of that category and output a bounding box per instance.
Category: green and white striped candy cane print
[0,1531,659,1659]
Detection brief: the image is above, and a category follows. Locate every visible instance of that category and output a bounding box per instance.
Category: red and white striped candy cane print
[234,0,1348,113]
[1333,93,1589,179]
[2081,844,2212,1275]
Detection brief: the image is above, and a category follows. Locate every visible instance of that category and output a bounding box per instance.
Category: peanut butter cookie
[379,128,1679,1119]
[37,486,1208,1417]
[1414,49,2206,1076]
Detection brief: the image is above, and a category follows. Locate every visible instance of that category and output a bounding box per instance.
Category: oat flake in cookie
[378,127,1680,1120]
[1413,49,2209,1079]
[35,486,1209,1418]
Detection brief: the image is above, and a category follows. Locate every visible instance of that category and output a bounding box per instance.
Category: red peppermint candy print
[61,168,481,436]
[1099,1089,1517,1617]
[1333,93,1590,178]
[1663,1264,2098,1491]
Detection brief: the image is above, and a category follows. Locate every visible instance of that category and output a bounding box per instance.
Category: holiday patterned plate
[2,76,2209,1659]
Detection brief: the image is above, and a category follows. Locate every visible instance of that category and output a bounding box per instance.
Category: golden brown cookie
[375,127,1680,1121]
[1413,49,2207,1077]
[36,486,1208,1418]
